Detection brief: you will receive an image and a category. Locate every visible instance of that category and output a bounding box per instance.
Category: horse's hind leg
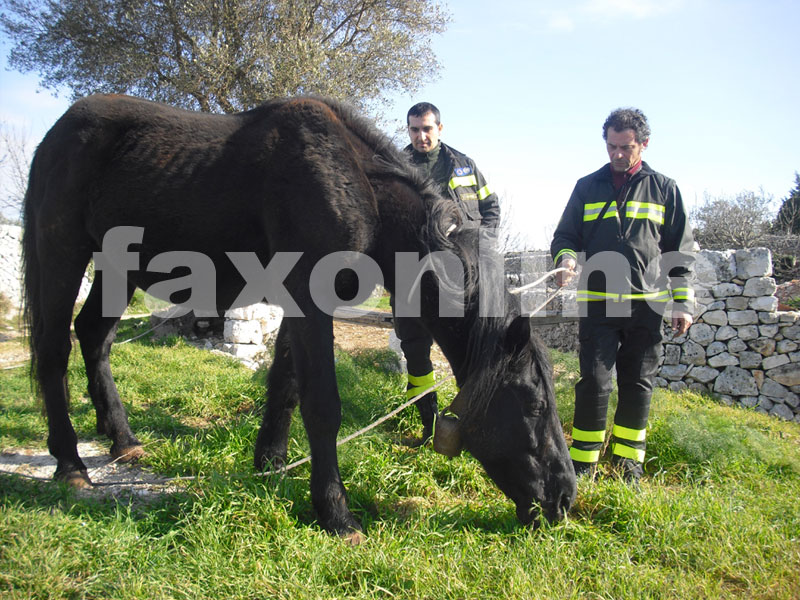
[32,254,93,487]
[254,320,299,471]
[74,275,144,462]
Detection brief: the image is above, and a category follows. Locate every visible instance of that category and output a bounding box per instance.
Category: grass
[1,321,799,599]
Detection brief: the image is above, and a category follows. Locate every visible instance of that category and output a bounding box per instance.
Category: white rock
[702,310,728,326]
[708,352,739,368]
[735,248,772,278]
[729,310,759,326]
[742,277,777,297]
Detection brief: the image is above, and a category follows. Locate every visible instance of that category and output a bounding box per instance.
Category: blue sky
[2,0,799,249]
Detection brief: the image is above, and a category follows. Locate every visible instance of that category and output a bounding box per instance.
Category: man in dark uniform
[396,101,501,445]
[551,107,694,482]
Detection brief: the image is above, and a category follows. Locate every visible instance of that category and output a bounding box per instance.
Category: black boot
[611,455,643,485]
[404,391,438,447]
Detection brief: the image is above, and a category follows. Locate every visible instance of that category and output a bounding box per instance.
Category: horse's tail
[21,151,43,391]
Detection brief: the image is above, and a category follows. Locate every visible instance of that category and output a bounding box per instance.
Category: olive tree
[0,0,449,114]
[691,189,774,250]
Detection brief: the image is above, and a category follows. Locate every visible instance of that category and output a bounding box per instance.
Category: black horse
[22,94,575,539]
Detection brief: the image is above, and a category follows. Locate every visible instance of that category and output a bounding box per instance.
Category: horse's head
[434,315,576,525]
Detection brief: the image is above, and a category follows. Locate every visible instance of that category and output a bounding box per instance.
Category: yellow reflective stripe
[671,287,694,301]
[577,290,617,302]
[572,427,606,443]
[620,290,671,301]
[613,424,647,442]
[583,201,618,222]
[553,248,577,265]
[477,185,491,200]
[449,174,478,189]
[578,289,671,302]
[625,201,665,224]
[612,443,645,462]
[406,371,435,399]
[570,447,600,463]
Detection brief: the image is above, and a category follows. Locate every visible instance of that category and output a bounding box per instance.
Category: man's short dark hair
[603,108,651,143]
[407,102,441,125]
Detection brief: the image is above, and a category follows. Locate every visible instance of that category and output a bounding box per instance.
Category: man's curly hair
[603,108,651,143]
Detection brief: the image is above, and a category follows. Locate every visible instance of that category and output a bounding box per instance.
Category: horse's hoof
[111,445,145,463]
[342,530,366,546]
[57,469,92,489]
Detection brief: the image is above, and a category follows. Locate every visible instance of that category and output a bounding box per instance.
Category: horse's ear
[505,315,532,354]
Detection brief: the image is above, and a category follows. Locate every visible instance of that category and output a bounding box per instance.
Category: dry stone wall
[657,248,800,422]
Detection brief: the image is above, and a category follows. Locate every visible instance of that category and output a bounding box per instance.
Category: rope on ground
[85,374,456,486]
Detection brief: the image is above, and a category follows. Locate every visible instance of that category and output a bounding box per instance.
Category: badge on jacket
[454,166,473,177]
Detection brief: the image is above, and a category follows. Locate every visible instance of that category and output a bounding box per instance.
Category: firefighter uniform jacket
[406,142,501,230]
[550,161,695,311]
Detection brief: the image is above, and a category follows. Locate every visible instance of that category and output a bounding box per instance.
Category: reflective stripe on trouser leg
[611,302,663,464]
[611,424,646,462]
[571,315,619,464]
[406,371,435,399]
[570,427,606,464]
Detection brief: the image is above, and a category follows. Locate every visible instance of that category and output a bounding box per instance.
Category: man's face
[408,112,442,153]
[606,128,648,172]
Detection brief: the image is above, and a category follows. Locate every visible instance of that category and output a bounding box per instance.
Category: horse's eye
[527,401,544,418]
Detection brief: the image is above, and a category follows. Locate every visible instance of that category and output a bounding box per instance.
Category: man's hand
[556,257,578,288]
[672,309,693,336]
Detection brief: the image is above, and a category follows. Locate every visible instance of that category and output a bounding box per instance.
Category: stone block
[758,396,775,411]
[759,312,779,324]
[663,344,681,365]
[777,339,799,353]
[729,310,758,326]
[781,325,800,340]
[737,326,760,341]
[708,352,739,368]
[702,310,728,326]
[742,277,777,297]
[758,324,780,338]
[707,341,727,357]
[766,362,800,387]
[696,250,737,284]
[770,404,795,421]
[680,341,707,365]
[687,366,720,384]
[748,337,776,356]
[712,283,743,298]
[749,296,778,312]
[715,326,737,341]
[660,364,690,381]
[739,352,763,369]
[739,396,759,408]
[760,378,790,399]
[763,354,790,370]
[224,319,263,345]
[689,323,716,345]
[735,248,772,278]
[727,338,748,353]
[725,296,750,310]
[714,366,758,396]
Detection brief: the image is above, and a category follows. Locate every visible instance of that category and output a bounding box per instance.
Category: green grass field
[1,318,799,599]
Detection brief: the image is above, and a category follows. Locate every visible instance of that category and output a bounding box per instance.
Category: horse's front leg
[286,310,363,541]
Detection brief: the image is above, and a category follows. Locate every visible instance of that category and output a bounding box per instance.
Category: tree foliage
[690,189,774,250]
[773,172,800,235]
[0,0,449,114]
